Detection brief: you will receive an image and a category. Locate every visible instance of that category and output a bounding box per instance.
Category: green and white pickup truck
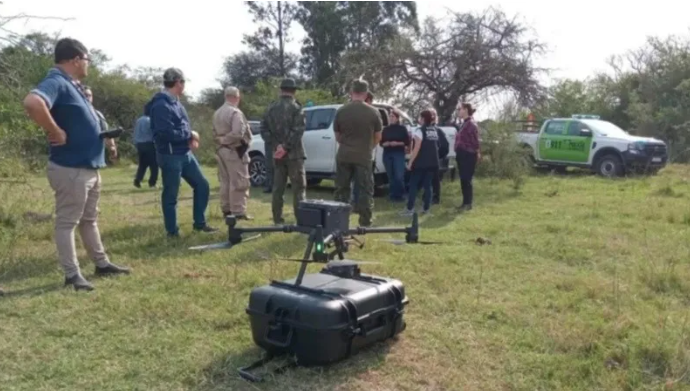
[516,115,669,177]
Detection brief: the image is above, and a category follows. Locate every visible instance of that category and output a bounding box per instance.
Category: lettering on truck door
[539,120,569,161]
[561,121,593,163]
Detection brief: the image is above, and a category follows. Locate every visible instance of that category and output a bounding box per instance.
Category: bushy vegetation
[0,34,337,170]
[476,122,533,193]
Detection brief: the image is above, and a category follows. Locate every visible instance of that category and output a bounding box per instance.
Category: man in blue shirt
[132,114,158,188]
[22,38,130,291]
[144,68,216,236]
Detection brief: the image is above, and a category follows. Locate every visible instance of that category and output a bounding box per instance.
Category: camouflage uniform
[333,79,383,226]
[262,139,273,193]
[260,78,306,224]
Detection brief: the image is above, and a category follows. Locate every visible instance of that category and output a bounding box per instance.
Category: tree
[222,51,287,90]
[390,8,546,123]
[296,1,418,96]
[295,1,345,93]
[617,35,690,160]
[243,1,299,78]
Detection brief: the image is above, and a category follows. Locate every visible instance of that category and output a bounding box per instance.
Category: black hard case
[246,269,408,366]
[296,200,351,235]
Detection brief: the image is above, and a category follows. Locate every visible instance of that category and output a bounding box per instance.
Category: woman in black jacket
[380,110,410,201]
[400,110,439,216]
[429,109,449,204]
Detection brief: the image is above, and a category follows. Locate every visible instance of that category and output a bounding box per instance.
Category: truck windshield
[583,120,630,138]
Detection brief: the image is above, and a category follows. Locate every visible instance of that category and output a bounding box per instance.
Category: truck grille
[644,144,667,156]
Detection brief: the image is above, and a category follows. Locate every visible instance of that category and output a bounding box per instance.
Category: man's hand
[106,139,118,160]
[48,128,67,146]
[477,151,482,162]
[189,130,200,150]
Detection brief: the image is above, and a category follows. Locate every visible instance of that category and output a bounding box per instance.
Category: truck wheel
[595,154,623,178]
[249,155,267,187]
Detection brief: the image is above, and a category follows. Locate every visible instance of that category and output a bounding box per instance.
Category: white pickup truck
[516,114,669,177]
[247,103,457,188]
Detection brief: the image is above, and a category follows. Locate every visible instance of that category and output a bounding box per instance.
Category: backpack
[435,126,449,159]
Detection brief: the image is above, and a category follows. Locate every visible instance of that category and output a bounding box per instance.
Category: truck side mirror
[579,129,592,137]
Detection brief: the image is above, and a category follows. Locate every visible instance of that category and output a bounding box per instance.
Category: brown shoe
[235,214,254,221]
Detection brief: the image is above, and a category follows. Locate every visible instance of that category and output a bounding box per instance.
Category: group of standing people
[14,36,480,293]
[378,101,480,217]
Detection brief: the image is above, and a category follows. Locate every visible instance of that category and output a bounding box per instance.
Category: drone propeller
[188,234,262,251]
[376,238,453,246]
[189,241,235,251]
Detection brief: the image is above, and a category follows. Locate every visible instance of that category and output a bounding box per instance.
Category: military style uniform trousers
[334,161,374,226]
[216,147,250,216]
[272,157,306,223]
[263,141,273,192]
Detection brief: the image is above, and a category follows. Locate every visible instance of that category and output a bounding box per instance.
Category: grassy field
[1,163,690,391]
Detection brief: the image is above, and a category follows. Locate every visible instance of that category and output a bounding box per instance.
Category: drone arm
[346,213,419,243]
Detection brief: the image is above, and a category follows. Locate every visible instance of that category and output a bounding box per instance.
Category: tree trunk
[434,95,457,125]
[278,2,285,77]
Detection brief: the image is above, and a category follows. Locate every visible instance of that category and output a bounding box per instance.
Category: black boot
[65,274,95,291]
[194,225,219,233]
[95,263,131,277]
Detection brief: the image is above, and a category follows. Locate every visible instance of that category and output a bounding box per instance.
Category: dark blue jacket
[145,91,192,155]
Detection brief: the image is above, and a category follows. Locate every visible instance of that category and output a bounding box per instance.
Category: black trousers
[455,150,477,206]
[135,142,159,186]
[431,168,440,202]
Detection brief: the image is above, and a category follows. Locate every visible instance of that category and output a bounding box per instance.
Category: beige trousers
[46,161,109,278]
[216,148,250,215]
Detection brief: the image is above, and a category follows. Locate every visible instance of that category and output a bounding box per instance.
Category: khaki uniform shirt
[213,102,252,163]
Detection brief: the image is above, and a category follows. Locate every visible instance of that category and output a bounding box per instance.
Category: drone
[189,199,447,268]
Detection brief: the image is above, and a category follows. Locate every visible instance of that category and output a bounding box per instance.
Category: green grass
[2,164,690,390]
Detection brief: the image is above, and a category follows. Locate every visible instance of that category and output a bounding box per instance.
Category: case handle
[264,323,294,348]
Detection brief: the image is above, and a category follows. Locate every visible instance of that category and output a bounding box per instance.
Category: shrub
[475,121,532,192]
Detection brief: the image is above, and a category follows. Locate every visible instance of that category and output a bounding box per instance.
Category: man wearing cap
[260,78,306,224]
[145,67,217,237]
[333,78,383,227]
[212,86,253,220]
[23,37,130,291]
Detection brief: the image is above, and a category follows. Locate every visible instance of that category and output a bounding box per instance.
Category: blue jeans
[157,152,210,235]
[383,149,406,200]
[407,168,434,211]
